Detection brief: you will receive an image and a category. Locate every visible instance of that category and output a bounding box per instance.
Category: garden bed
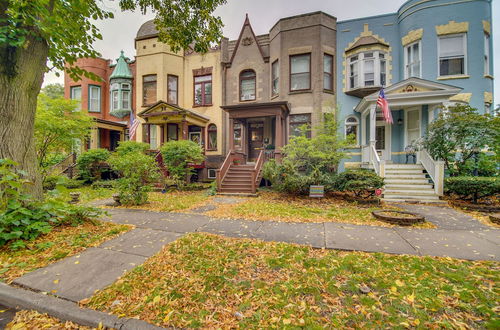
[88,233,499,329]
[372,210,425,226]
[449,200,500,213]
[7,310,91,329]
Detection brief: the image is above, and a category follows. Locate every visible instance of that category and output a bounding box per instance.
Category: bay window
[88,85,101,112]
[405,41,421,78]
[70,86,82,110]
[143,74,157,106]
[289,114,311,138]
[347,50,387,90]
[272,60,279,96]
[290,53,311,91]
[167,75,178,105]
[438,34,466,76]
[323,54,333,91]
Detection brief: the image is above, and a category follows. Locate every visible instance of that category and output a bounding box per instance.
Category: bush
[77,149,110,183]
[444,176,500,203]
[336,169,384,198]
[109,152,160,205]
[114,141,150,156]
[160,140,204,184]
[43,175,83,191]
[0,159,102,249]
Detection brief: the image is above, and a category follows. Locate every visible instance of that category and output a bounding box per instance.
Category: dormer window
[240,70,256,101]
[348,51,386,90]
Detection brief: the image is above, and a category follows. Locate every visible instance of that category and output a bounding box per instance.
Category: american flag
[376,88,393,124]
[128,111,140,140]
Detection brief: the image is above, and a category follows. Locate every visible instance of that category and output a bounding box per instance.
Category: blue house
[336,0,494,202]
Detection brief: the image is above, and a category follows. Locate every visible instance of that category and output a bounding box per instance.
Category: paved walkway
[13,204,500,304]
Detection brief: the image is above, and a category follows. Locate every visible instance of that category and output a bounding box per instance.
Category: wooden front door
[248,122,264,161]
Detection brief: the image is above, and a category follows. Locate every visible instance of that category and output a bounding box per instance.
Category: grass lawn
[206,191,434,228]
[6,310,91,329]
[0,221,130,283]
[53,186,115,203]
[88,233,499,329]
[114,190,212,212]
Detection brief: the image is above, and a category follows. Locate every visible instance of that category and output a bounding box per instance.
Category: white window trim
[437,33,467,77]
[484,33,490,76]
[207,168,217,179]
[404,40,422,79]
[347,50,387,90]
[345,116,359,146]
[88,85,101,113]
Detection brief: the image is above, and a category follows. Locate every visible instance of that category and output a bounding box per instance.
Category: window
[405,41,421,78]
[207,169,217,179]
[143,74,157,105]
[290,53,311,91]
[233,122,242,149]
[323,54,333,91]
[88,85,101,112]
[272,60,279,96]
[240,70,256,101]
[484,34,490,75]
[167,75,178,105]
[347,51,387,89]
[345,116,359,143]
[149,124,158,149]
[70,86,82,109]
[438,34,466,76]
[167,123,178,141]
[207,124,217,150]
[194,74,212,106]
[289,114,311,138]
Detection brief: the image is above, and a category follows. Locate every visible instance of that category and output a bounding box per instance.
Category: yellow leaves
[53,279,59,284]
[283,318,292,325]
[405,293,416,304]
[390,286,398,294]
[395,279,404,287]
[9,323,26,330]
[152,295,161,304]
[74,261,80,264]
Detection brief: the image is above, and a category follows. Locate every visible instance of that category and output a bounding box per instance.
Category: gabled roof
[110,51,133,80]
[137,101,210,122]
[228,14,269,65]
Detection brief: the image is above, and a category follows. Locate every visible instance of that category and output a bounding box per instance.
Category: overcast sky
[43,0,499,104]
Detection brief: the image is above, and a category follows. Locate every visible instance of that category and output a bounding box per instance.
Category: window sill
[193,104,213,108]
[271,94,279,100]
[88,110,101,113]
[484,74,494,80]
[323,89,335,95]
[437,75,469,80]
[239,98,257,102]
[289,89,312,95]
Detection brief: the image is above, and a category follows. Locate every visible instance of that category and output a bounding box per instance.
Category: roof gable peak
[229,14,269,64]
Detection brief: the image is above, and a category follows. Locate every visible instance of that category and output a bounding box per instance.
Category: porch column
[369,104,376,148]
[275,114,283,160]
[90,127,99,149]
[229,118,234,150]
[181,120,188,140]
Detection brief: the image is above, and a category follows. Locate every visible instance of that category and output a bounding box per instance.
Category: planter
[489,213,500,225]
[372,210,425,226]
[450,200,500,213]
[69,192,80,204]
[112,193,121,206]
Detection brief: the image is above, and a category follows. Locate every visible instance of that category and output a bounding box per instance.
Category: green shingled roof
[110,51,132,79]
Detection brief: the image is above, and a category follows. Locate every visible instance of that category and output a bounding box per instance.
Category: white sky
[43,0,499,105]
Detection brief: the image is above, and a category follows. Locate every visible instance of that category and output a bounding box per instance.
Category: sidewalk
[12,204,499,304]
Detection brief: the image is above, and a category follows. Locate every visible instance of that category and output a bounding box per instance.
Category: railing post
[380,160,386,178]
[251,170,256,194]
[435,161,445,196]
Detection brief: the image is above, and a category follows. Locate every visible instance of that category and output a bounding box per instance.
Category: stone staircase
[218,164,257,194]
[383,164,443,203]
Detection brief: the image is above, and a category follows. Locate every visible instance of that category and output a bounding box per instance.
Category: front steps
[382,164,444,203]
[218,164,256,194]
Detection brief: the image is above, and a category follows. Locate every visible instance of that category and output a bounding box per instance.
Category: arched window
[240,70,256,101]
[207,124,217,150]
[345,116,359,143]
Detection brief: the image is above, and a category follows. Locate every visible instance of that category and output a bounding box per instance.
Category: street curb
[0,283,165,329]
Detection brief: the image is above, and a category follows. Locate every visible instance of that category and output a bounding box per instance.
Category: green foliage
[1,0,226,80]
[43,175,83,191]
[114,141,150,156]
[41,83,64,99]
[444,176,500,203]
[109,152,160,205]
[35,93,94,177]
[76,149,110,183]
[0,159,102,249]
[160,140,204,184]
[423,105,498,176]
[335,169,384,198]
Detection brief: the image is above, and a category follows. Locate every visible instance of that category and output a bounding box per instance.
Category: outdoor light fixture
[397,118,403,125]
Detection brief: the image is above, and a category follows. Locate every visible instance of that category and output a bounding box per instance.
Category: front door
[248,122,264,161]
[375,122,391,161]
[110,131,121,151]
[405,108,421,147]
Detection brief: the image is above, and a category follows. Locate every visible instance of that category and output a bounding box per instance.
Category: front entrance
[110,131,121,151]
[375,121,391,161]
[248,122,264,161]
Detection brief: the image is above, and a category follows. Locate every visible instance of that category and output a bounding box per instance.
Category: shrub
[0,159,102,249]
[76,149,110,183]
[114,141,150,156]
[444,176,500,203]
[109,152,160,205]
[43,175,83,191]
[160,140,204,184]
[336,169,384,198]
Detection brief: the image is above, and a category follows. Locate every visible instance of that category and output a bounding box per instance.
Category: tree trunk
[0,36,49,199]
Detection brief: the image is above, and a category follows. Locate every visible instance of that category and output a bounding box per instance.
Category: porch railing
[49,153,77,178]
[251,150,265,194]
[361,145,370,164]
[216,150,235,192]
[370,144,385,177]
[417,149,445,196]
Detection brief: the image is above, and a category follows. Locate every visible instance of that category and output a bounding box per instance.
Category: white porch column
[369,104,376,148]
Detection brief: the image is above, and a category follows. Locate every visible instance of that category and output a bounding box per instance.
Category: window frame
[193,74,213,107]
[437,33,467,77]
[207,123,217,151]
[88,84,101,113]
[70,85,82,101]
[289,113,312,138]
[345,116,359,145]
[142,74,157,106]
[167,74,179,105]
[346,51,387,90]
[239,69,256,102]
[271,60,279,97]
[323,53,334,91]
[404,41,422,79]
[484,33,490,76]
[289,53,311,92]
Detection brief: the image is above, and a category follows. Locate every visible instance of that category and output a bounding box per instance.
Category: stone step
[385,169,424,175]
[383,193,440,200]
[384,174,427,179]
[384,178,431,184]
[385,184,434,190]
[385,164,424,169]
[382,198,446,204]
[384,189,436,195]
